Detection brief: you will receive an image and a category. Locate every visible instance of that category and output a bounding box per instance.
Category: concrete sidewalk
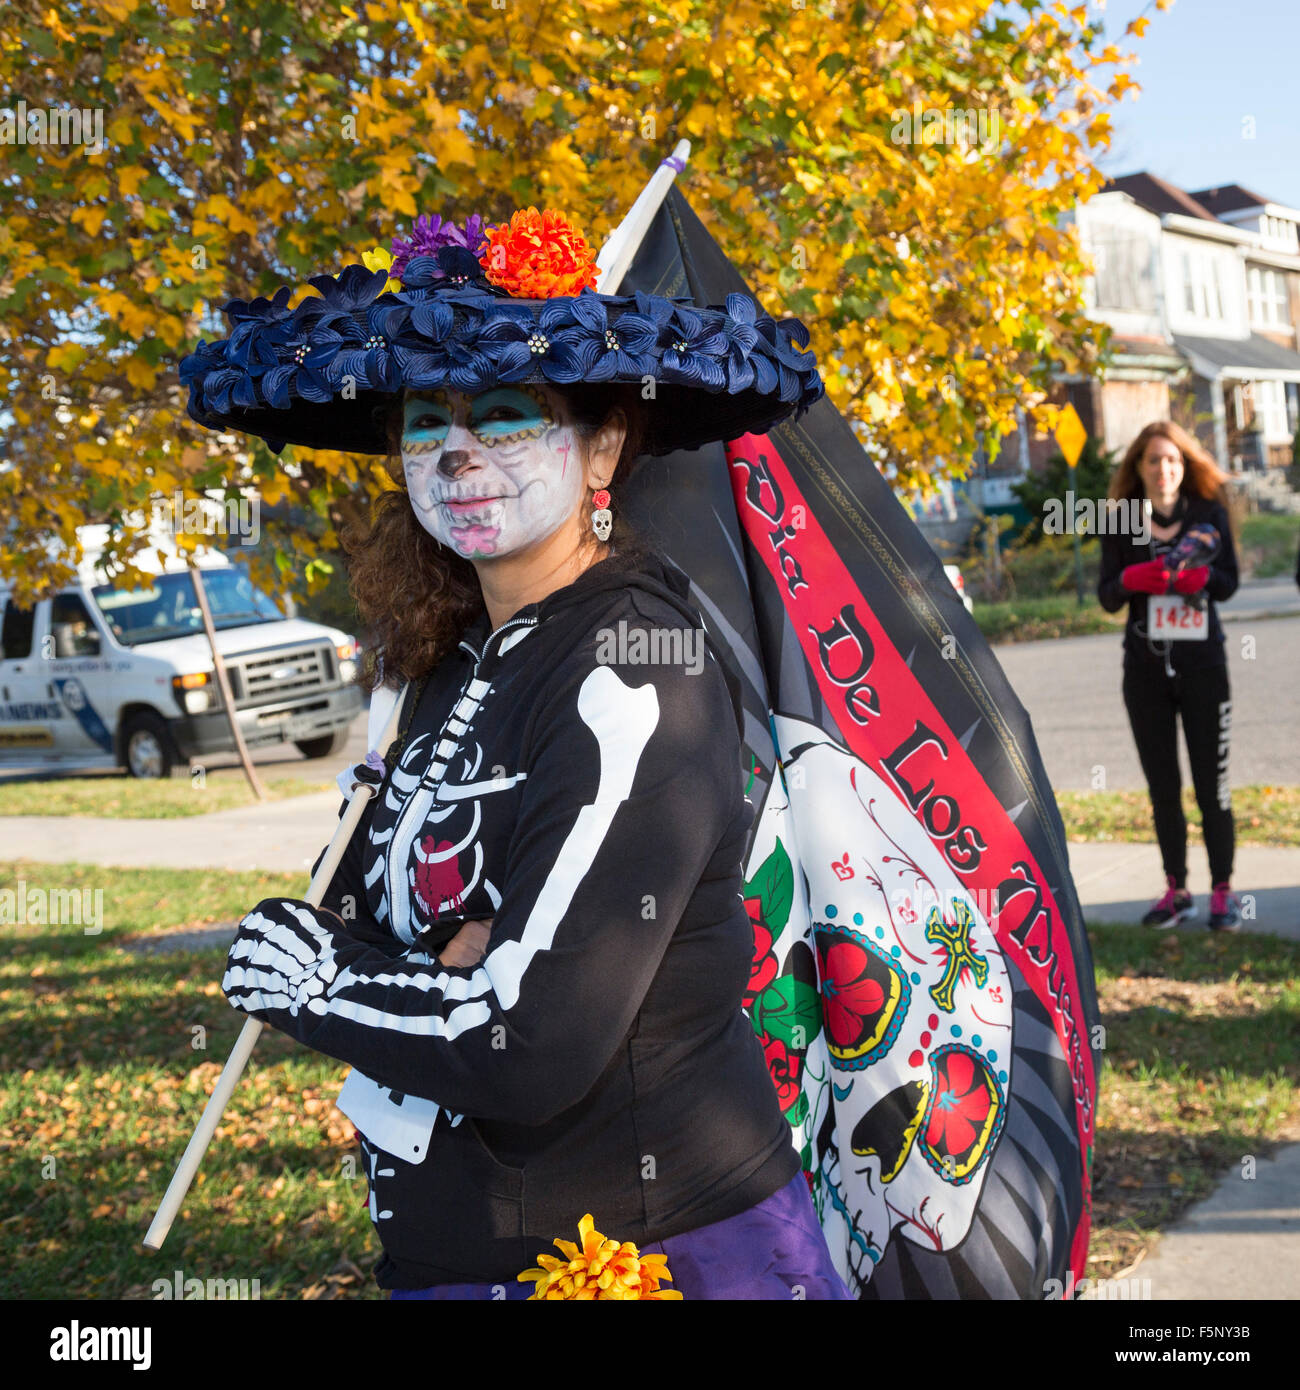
[3,794,1299,937]
[1100,1143,1300,1300]
[0,790,342,877]
[1068,840,1300,940]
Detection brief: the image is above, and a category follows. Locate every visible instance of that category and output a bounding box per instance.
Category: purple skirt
[390,1171,851,1300]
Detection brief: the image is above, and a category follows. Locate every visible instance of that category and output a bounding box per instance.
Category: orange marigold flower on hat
[516,1213,683,1300]
[479,207,601,300]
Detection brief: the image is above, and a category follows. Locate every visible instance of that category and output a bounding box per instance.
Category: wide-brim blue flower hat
[180,206,824,457]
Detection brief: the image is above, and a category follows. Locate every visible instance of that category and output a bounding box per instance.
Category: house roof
[1104,172,1219,222]
[1190,184,1268,216]
[1172,331,1300,382]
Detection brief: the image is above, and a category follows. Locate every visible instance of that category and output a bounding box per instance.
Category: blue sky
[1096,0,1300,209]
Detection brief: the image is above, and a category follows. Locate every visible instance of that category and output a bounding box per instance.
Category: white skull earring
[591,488,612,542]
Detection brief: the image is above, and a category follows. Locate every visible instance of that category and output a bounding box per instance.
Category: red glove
[1172,565,1210,595]
[1121,559,1171,595]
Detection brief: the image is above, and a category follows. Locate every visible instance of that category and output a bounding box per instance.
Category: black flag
[619,187,1101,1299]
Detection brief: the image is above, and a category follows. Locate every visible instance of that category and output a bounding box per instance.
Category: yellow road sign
[1054,402,1087,468]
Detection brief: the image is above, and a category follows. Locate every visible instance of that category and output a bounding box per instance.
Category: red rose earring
[591,488,612,542]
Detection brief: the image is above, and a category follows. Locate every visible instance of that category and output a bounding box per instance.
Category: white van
[0,533,364,779]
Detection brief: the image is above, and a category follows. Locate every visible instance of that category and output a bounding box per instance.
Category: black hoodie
[1097,495,1238,674]
[222,547,798,1288]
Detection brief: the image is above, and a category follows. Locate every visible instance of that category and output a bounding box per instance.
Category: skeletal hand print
[223,899,342,1019]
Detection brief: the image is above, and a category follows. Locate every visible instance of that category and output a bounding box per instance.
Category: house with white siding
[1068,173,1300,469]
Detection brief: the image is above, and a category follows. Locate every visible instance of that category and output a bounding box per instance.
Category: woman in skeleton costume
[181,207,847,1298]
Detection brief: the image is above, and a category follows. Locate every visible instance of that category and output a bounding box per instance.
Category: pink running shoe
[1208,882,1242,932]
[1141,875,1194,928]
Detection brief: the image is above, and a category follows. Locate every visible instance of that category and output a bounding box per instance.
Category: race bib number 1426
[1150,593,1208,641]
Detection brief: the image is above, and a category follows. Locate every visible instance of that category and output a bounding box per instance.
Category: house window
[1207,258,1225,319]
[1092,229,1156,311]
[1252,380,1290,443]
[1248,266,1291,327]
[1261,216,1300,253]
[1179,247,1229,321]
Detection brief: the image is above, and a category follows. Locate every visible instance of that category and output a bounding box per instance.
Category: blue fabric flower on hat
[549,289,660,384]
[716,291,765,392]
[389,304,496,393]
[260,323,346,407]
[661,304,728,391]
[299,263,394,328]
[476,300,591,383]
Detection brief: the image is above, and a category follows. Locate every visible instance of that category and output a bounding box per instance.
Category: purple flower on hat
[390,213,491,279]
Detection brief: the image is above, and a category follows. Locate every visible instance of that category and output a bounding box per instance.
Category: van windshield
[90,569,283,647]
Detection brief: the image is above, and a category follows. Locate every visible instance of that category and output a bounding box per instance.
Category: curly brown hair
[344,382,652,691]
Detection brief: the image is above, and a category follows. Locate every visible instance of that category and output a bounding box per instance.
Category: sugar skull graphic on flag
[743,717,1014,1291]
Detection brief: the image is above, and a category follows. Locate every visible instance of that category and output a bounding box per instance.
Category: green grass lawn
[2,861,1296,1297]
[1239,512,1300,580]
[972,595,1124,645]
[1085,923,1300,1278]
[0,773,333,819]
[0,861,382,1300]
[1057,785,1300,849]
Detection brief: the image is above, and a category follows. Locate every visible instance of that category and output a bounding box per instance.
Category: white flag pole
[142,696,406,1253]
[595,138,691,293]
[142,138,695,1254]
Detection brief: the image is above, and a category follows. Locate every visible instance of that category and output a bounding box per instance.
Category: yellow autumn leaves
[1,0,1154,598]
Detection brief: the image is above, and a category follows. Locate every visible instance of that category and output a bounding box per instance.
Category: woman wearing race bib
[1097,421,1241,931]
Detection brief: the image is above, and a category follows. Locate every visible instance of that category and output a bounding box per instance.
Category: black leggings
[1122,662,1234,885]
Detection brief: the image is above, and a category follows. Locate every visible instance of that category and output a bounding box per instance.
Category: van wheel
[123,712,175,779]
[295,730,350,761]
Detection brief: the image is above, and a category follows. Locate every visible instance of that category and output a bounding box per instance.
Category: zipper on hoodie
[384,613,538,941]
[457,614,538,673]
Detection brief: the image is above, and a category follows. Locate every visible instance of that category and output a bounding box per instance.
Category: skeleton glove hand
[223,899,342,1021]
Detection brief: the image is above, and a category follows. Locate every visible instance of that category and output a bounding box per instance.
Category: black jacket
[1097,495,1238,673]
[222,547,797,1287]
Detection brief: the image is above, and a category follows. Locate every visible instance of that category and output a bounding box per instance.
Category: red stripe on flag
[727,432,1095,1280]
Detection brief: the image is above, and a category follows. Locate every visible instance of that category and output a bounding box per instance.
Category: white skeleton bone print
[222,661,661,1103]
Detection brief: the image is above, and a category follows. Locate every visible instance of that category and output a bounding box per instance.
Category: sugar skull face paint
[401,386,586,559]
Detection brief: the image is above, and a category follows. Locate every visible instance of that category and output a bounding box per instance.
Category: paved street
[996,603,1300,791]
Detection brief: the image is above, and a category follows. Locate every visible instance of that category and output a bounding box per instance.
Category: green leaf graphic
[742,837,794,942]
[754,974,822,1050]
